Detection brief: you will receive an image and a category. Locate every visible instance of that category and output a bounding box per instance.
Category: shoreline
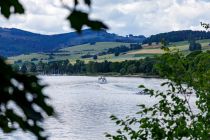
[38,73,160,78]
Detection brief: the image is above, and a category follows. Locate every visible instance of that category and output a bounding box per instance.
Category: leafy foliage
[0,58,54,140]
[0,0,24,18]
[0,0,107,139]
[106,51,210,140]
[67,10,108,33]
[65,0,107,32]
[200,22,210,30]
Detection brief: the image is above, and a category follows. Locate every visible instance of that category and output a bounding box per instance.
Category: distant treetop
[143,30,210,44]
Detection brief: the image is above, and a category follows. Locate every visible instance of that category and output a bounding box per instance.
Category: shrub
[106,51,210,140]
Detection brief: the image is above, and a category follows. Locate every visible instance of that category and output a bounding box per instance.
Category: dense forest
[143,30,210,44]
[12,57,158,76]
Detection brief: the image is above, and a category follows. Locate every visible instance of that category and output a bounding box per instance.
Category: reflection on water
[0,76,195,140]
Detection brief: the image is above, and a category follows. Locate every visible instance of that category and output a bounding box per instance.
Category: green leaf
[138,85,145,88]
[0,0,24,18]
[67,10,108,32]
[67,10,88,32]
[0,58,54,140]
[74,0,79,6]
[84,0,91,7]
[87,20,108,30]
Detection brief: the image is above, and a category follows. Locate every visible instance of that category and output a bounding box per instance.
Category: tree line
[13,57,158,76]
[143,30,210,44]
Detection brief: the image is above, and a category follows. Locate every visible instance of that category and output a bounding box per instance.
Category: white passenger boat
[98,76,107,84]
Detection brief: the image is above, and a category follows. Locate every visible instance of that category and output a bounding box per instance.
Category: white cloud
[0,0,70,34]
[1,0,210,36]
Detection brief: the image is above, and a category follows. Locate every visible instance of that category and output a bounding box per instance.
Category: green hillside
[58,42,130,58]
[7,40,210,64]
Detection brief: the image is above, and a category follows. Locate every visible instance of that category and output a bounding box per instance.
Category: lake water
[0,76,196,140]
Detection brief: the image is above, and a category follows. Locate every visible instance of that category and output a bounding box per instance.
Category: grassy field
[169,39,210,54]
[56,42,134,63]
[60,42,130,52]
[7,40,210,64]
[127,49,164,54]
[8,53,49,64]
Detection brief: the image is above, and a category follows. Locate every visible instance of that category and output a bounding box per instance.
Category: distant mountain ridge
[0,28,145,56]
[143,30,210,44]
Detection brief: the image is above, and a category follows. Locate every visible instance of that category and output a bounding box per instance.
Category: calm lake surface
[0,76,196,140]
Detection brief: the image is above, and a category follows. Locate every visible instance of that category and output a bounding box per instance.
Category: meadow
[8,40,210,64]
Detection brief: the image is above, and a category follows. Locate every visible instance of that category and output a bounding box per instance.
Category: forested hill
[0,28,145,56]
[143,30,210,44]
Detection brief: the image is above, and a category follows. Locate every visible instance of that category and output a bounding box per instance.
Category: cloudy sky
[1,0,210,36]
